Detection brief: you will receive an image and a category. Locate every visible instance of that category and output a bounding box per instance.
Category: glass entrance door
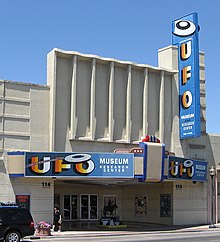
[63,195,77,220]
[80,194,98,220]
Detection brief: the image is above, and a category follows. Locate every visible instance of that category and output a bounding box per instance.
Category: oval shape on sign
[65,154,91,163]
[183,160,193,168]
[173,20,196,37]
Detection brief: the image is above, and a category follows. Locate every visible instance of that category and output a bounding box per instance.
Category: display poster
[16,195,30,210]
[160,194,171,217]
[103,196,117,217]
[135,196,147,216]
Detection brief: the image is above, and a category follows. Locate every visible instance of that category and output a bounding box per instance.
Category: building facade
[0,15,220,228]
[0,45,218,227]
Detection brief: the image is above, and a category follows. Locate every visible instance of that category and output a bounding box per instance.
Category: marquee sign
[172,13,201,139]
[168,156,207,182]
[25,152,134,178]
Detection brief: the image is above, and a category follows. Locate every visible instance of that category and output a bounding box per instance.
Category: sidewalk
[29,223,220,240]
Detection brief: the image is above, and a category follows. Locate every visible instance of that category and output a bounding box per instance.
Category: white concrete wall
[10,177,54,224]
[172,180,207,225]
[47,49,175,152]
[120,183,173,225]
[0,80,50,223]
[0,80,50,154]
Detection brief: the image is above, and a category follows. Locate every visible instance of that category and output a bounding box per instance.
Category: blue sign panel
[168,156,207,182]
[25,152,134,178]
[172,13,201,139]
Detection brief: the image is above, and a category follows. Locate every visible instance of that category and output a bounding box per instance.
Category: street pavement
[28,222,220,240]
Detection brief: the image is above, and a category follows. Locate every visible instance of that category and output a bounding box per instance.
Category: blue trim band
[7,152,25,156]
[134,153,144,157]
[134,175,143,179]
[139,142,148,182]
[160,144,165,182]
[9,174,24,177]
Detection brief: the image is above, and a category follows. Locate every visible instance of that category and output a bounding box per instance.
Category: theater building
[1,13,220,227]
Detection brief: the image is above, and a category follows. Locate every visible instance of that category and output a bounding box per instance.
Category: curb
[25,224,220,240]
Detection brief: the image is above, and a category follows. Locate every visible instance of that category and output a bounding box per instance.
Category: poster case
[16,195,30,210]
[160,194,171,217]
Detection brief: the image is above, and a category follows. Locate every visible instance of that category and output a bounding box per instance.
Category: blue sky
[0,0,219,134]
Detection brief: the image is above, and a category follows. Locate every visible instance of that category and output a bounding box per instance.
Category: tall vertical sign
[172,13,201,139]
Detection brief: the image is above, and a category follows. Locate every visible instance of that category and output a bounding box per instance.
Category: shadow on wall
[179,132,217,176]
[206,134,220,168]
[0,159,7,174]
